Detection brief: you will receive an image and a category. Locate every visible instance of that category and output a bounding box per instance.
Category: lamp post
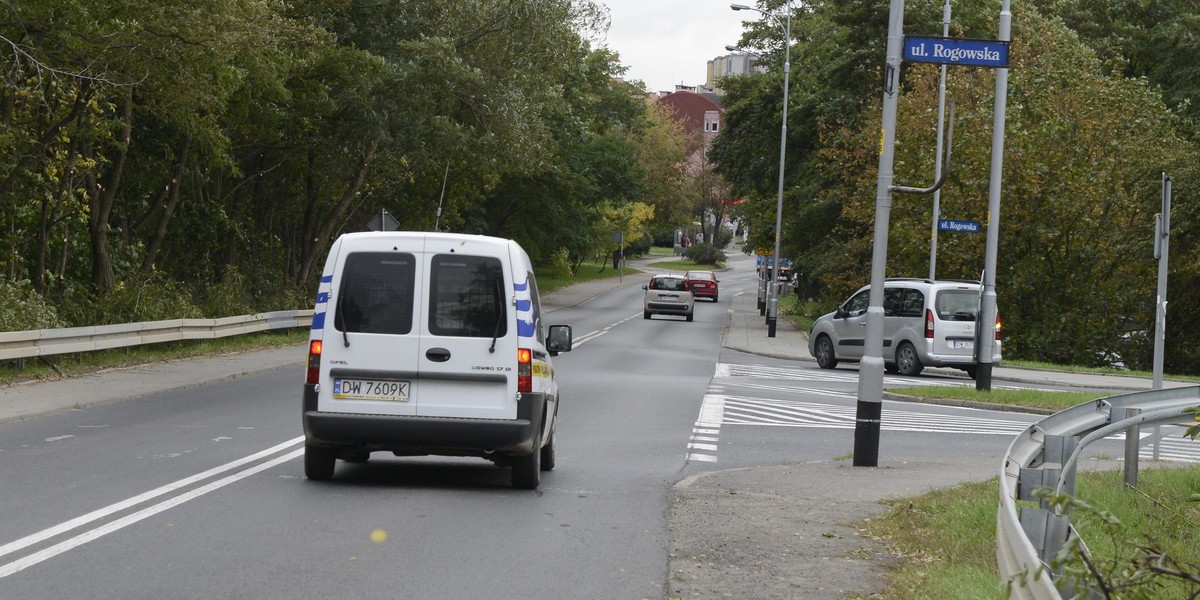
[731,1,791,338]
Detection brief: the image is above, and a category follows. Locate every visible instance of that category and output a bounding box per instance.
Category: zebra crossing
[685,362,1200,464]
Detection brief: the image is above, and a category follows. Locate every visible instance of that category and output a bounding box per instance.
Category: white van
[301,232,573,489]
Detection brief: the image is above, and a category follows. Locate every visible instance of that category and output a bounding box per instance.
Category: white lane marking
[687,394,725,463]
[0,436,303,563]
[45,436,75,442]
[0,448,303,578]
[573,313,642,347]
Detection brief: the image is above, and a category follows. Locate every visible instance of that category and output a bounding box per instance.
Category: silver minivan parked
[807,278,1001,378]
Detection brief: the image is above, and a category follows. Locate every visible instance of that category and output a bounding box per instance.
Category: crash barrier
[997,385,1200,599]
[0,310,314,363]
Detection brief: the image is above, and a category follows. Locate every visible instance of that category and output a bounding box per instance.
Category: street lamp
[731,1,791,338]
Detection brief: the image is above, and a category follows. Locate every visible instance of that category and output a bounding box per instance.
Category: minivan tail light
[995,312,1003,341]
[924,309,934,339]
[306,339,322,384]
[517,347,532,393]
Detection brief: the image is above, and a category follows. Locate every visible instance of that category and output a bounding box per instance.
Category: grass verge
[534,260,642,294]
[892,385,1107,412]
[863,465,1200,599]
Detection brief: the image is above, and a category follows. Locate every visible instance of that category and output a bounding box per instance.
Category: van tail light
[924,309,934,339]
[517,347,532,393]
[306,339,322,384]
[995,312,1003,341]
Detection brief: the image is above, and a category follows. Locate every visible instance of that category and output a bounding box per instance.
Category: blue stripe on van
[316,291,330,304]
[312,312,326,330]
[515,299,531,311]
[513,281,528,292]
[321,274,333,283]
[517,318,535,337]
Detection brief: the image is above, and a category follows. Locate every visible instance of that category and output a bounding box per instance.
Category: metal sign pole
[1152,173,1171,459]
[853,0,906,468]
[974,0,1011,391]
[929,0,950,280]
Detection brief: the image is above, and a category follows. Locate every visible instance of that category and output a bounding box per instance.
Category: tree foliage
[0,0,694,328]
[713,0,1200,372]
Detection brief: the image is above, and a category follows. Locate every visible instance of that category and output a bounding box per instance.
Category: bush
[683,243,726,265]
[94,275,203,324]
[198,267,256,318]
[549,247,573,278]
[0,278,66,331]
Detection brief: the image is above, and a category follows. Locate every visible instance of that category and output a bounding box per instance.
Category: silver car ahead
[643,275,695,322]
[807,278,1001,378]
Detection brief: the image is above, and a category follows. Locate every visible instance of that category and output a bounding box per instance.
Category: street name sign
[939,219,981,233]
[904,36,1009,68]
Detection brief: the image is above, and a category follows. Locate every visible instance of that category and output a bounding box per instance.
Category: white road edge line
[0,436,303,564]
[0,447,304,578]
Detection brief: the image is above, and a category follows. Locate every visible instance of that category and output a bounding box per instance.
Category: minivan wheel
[814,335,838,369]
[304,444,336,481]
[540,430,556,471]
[895,342,925,376]
[965,367,978,380]
[511,441,542,489]
[644,310,651,320]
[686,311,694,322]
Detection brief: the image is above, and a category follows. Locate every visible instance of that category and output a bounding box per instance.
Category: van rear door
[320,240,425,417]
[416,237,518,420]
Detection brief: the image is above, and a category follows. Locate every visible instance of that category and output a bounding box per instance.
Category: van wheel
[644,310,651,320]
[686,311,694,322]
[540,430,556,471]
[965,367,978,380]
[511,442,541,489]
[814,335,838,369]
[895,342,925,376]
[305,444,336,481]
[885,364,899,374]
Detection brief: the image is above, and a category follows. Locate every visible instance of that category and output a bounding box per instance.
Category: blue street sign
[904,36,1009,68]
[939,219,981,233]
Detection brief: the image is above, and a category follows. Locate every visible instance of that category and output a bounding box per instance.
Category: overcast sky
[597,0,753,92]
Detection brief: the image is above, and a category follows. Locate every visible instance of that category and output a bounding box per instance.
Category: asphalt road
[1,248,1196,599]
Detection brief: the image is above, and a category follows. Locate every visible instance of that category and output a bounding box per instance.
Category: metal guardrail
[0,310,313,362]
[998,385,1200,598]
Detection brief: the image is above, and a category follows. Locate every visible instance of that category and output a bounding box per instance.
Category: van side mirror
[835,306,847,319]
[547,324,573,355]
[641,284,648,290]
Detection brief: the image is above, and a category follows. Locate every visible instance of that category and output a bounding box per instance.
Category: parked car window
[883,288,904,316]
[336,252,415,335]
[429,255,507,337]
[936,290,979,321]
[899,288,926,318]
[843,289,870,318]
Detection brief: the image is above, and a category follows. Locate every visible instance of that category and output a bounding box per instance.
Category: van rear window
[430,255,507,338]
[935,290,979,322]
[336,252,416,334]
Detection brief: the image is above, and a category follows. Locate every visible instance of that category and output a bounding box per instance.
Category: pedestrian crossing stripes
[687,392,1200,464]
[721,395,1032,436]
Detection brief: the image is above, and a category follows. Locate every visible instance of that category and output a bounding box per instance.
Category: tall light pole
[731,1,791,338]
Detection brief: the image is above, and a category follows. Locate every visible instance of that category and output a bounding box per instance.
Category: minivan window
[429,254,507,337]
[936,290,979,321]
[843,290,870,317]
[336,252,416,335]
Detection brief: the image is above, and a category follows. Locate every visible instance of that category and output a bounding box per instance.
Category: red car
[684,270,720,302]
